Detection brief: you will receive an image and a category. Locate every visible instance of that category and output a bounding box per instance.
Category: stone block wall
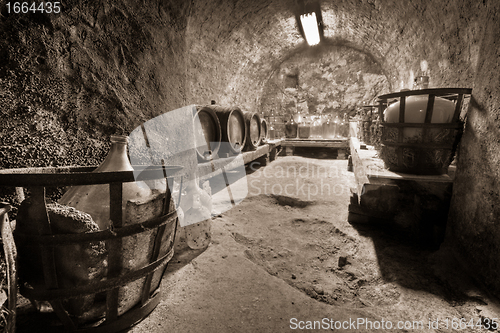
[259,43,390,118]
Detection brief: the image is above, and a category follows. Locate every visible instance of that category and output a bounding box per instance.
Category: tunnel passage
[259,41,391,120]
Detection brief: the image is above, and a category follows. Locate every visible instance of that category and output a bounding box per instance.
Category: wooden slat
[397,97,405,167]
[0,203,16,333]
[398,96,406,123]
[281,139,349,148]
[73,291,161,333]
[0,166,183,187]
[424,94,436,123]
[21,248,175,301]
[381,142,456,149]
[28,186,76,330]
[15,211,177,246]
[452,93,465,123]
[106,182,124,322]
[141,172,172,305]
[381,122,463,128]
[378,87,472,100]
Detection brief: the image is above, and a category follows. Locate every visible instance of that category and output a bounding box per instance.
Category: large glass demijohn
[59,135,152,230]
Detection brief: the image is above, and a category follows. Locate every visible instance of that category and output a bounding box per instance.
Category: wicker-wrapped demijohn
[378,88,472,175]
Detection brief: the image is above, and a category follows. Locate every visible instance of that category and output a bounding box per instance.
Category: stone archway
[259,41,390,120]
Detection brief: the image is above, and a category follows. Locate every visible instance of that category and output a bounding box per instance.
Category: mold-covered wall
[0,0,191,168]
[445,0,500,297]
[0,0,483,168]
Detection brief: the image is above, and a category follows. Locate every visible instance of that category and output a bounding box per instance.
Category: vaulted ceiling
[185,0,483,113]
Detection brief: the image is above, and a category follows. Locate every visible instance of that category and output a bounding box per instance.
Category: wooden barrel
[207,105,246,156]
[194,106,222,162]
[243,111,262,151]
[260,118,269,143]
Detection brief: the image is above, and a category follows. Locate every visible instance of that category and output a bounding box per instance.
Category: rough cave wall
[0,0,499,297]
[185,0,302,111]
[185,0,482,116]
[445,1,500,297]
[0,0,191,168]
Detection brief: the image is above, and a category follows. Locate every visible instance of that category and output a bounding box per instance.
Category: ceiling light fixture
[295,1,324,46]
[300,12,320,46]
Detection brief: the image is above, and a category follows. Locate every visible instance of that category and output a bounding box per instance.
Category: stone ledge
[197,141,283,183]
[348,136,455,248]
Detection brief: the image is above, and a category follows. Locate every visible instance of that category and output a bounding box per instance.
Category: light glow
[420,60,428,74]
[300,12,320,46]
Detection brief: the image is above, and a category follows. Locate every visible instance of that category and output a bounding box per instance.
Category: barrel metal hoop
[15,210,177,246]
[20,247,174,301]
[70,290,162,333]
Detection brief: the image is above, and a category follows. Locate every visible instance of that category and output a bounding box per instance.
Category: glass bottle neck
[95,135,134,172]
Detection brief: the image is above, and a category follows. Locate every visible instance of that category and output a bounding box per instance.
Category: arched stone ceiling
[186,0,482,113]
[0,0,489,168]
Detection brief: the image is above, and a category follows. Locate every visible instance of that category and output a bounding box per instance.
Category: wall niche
[260,44,390,119]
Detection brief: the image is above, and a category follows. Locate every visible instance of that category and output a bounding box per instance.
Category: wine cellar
[0,0,499,332]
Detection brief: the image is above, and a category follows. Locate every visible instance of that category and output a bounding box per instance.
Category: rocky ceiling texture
[0,0,499,297]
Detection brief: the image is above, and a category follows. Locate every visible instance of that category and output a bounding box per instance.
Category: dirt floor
[15,153,500,332]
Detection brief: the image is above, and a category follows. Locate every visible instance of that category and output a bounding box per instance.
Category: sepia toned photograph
[0,0,499,332]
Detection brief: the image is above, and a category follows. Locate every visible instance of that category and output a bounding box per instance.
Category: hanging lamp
[296,0,324,46]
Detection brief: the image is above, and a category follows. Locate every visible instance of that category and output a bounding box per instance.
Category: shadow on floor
[292,147,339,159]
[15,234,207,333]
[348,220,493,307]
[164,238,207,275]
